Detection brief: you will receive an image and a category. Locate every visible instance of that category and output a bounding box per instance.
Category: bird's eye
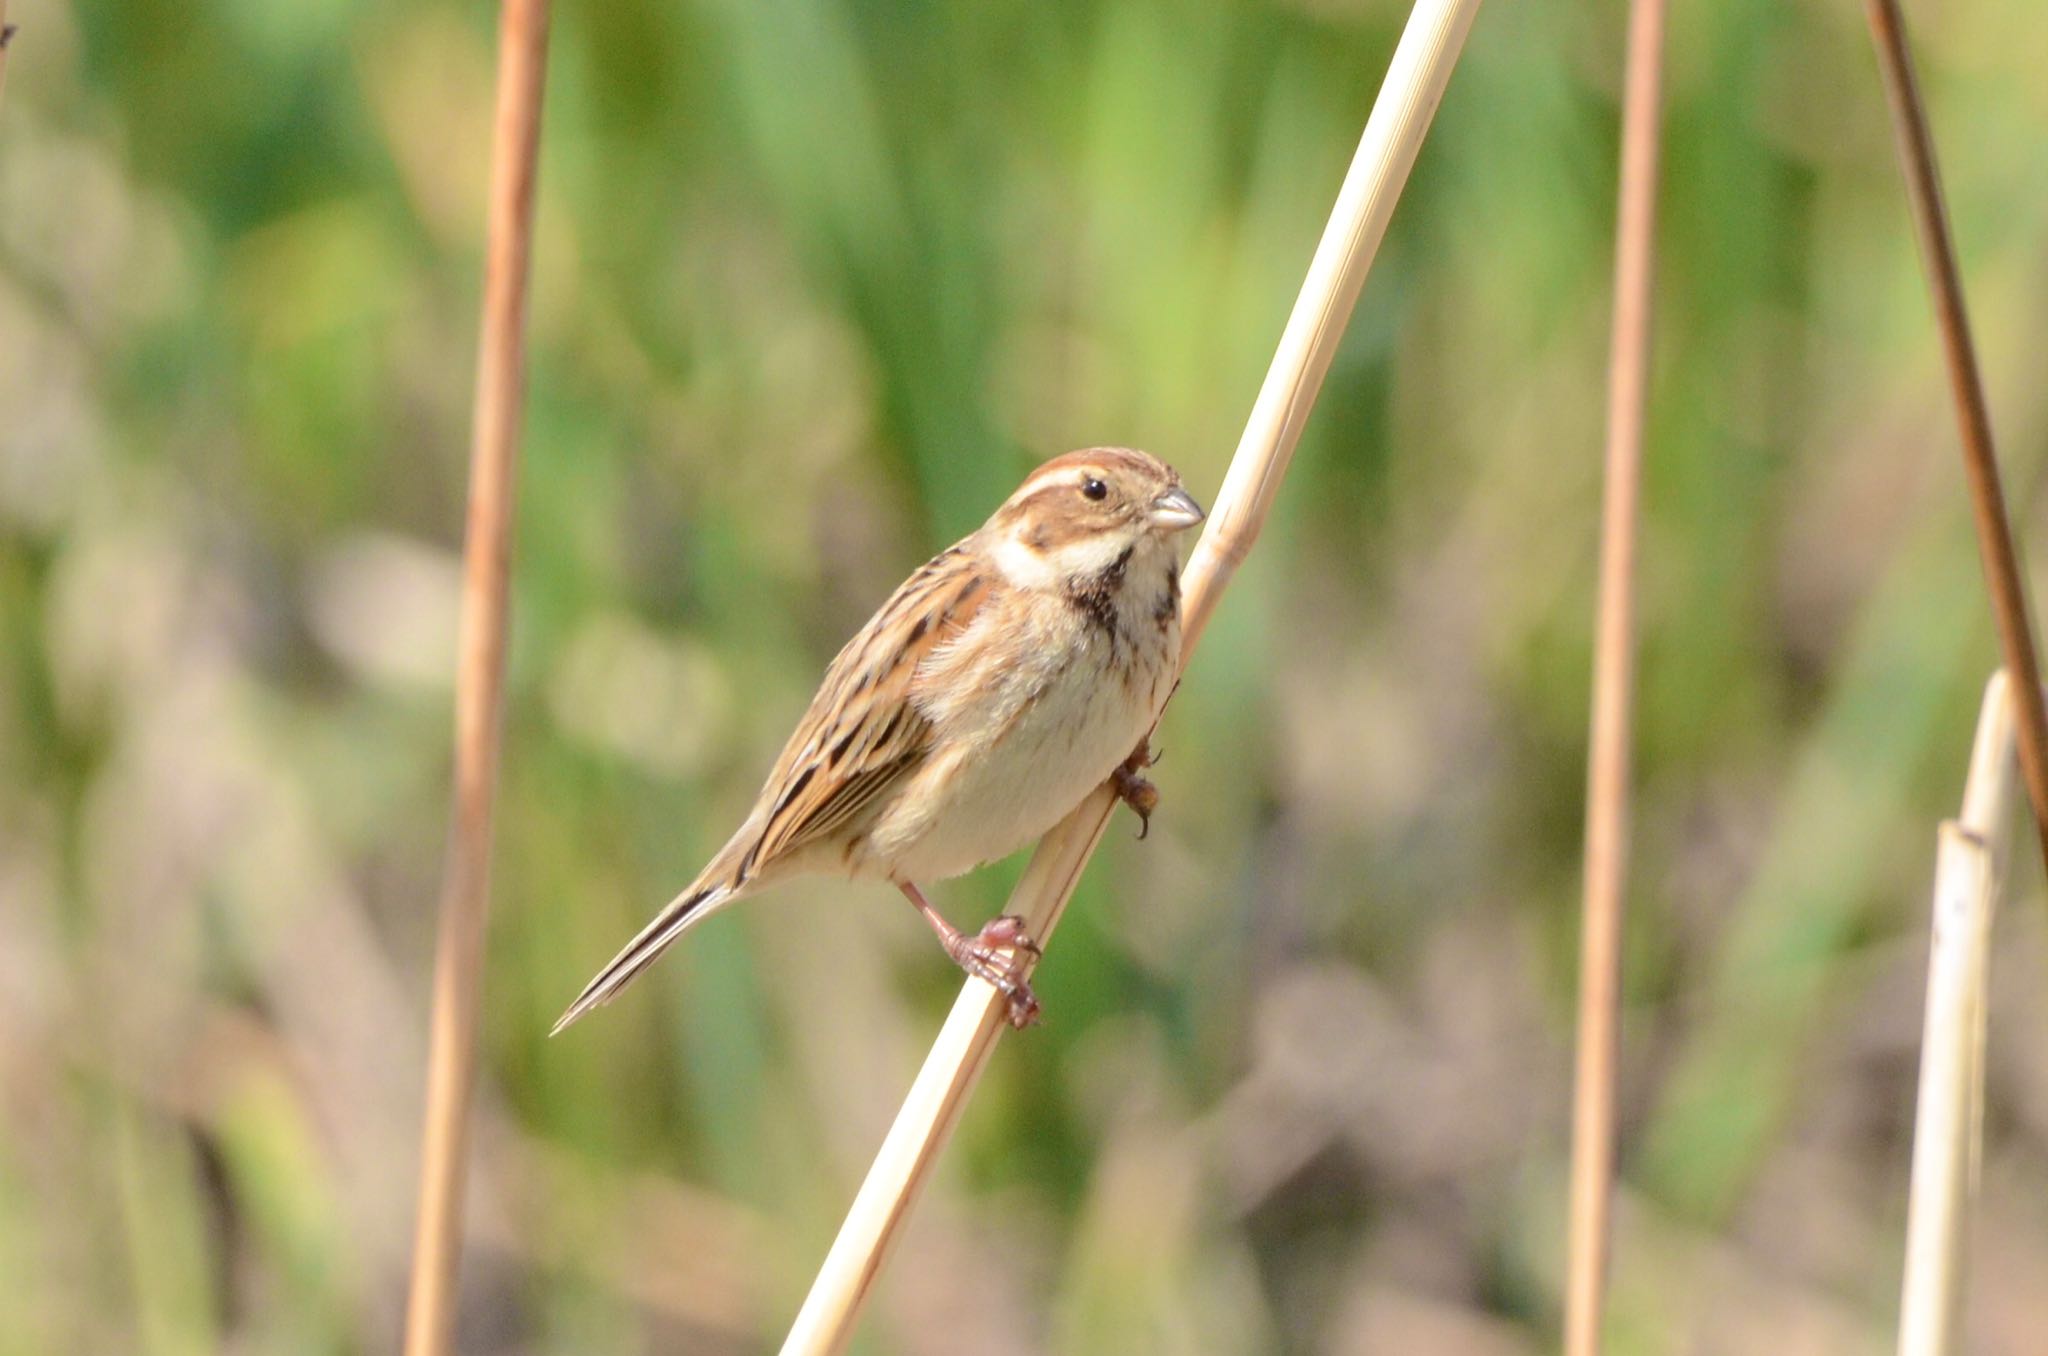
[1081,477,1108,501]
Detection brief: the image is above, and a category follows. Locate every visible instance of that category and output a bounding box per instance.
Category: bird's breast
[868,545,1181,882]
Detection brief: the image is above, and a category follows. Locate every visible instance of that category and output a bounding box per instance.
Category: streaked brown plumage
[554,447,1204,1032]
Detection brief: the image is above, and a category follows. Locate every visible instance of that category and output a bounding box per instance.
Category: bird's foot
[1111,742,1160,839]
[945,914,1043,1029]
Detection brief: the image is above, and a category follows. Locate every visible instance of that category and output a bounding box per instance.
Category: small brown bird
[553,448,1204,1033]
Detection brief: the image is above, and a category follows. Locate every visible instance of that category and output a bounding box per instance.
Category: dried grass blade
[1563,0,1668,1348]
[401,2,551,1352]
[780,0,1484,1349]
[1897,671,2015,1356]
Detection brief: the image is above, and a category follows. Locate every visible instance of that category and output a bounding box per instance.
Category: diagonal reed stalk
[1898,671,2015,1356]
[1563,0,1666,1350]
[779,0,1483,1349]
[401,2,551,1353]
[1865,0,2048,888]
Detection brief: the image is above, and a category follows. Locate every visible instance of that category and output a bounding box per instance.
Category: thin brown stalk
[401,2,551,1353]
[1563,0,1666,1349]
[1866,0,2048,886]
[1898,671,2015,1356]
[778,0,1484,1349]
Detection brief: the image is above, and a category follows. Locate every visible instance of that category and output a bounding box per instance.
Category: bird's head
[985,447,1204,589]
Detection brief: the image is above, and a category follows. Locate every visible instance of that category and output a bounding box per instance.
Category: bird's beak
[1149,485,1206,531]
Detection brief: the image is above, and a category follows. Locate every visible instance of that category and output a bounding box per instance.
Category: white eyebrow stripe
[1007,466,1103,507]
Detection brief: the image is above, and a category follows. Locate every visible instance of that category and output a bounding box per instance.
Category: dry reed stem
[1897,671,2015,1356]
[1563,0,1666,1349]
[779,0,1484,1349]
[401,2,550,1353]
[1865,0,2048,888]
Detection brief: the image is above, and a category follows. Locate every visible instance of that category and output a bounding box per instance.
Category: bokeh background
[7,0,2048,1351]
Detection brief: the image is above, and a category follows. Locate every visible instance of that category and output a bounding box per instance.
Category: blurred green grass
[6,0,2048,1351]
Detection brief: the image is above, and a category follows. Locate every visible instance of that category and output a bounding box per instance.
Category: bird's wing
[733,544,997,876]
[552,546,999,1035]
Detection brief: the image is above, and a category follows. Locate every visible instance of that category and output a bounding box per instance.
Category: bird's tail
[550,877,737,1035]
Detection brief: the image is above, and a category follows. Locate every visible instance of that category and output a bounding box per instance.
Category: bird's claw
[1111,743,1160,840]
[949,914,1044,1028]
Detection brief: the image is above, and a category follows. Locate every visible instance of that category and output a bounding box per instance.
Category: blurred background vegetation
[6,0,2048,1351]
